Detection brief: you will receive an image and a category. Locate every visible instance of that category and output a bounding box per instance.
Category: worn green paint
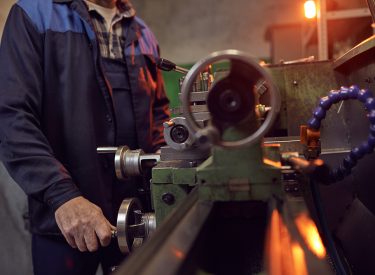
[196,143,282,202]
[161,61,231,113]
[152,141,283,223]
[151,183,190,225]
[152,166,197,185]
[162,68,187,110]
[266,66,288,131]
[268,62,339,136]
[152,124,282,223]
[152,163,197,222]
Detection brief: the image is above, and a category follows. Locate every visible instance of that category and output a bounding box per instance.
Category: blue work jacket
[0,0,169,234]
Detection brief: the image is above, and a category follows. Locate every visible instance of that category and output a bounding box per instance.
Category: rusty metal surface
[269,61,350,151]
[264,136,303,154]
[178,91,208,102]
[333,35,375,69]
[334,38,375,149]
[268,42,375,275]
[333,37,375,215]
[170,105,208,116]
[266,66,288,133]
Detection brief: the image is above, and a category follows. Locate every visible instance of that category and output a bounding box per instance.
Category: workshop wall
[132,0,304,64]
[132,0,306,109]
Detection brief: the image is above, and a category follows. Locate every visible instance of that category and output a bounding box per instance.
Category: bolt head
[162,193,175,205]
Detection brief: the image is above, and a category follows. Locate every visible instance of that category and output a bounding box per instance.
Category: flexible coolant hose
[307,85,375,183]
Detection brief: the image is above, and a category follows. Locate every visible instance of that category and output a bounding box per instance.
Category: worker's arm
[152,68,170,151]
[0,4,81,212]
[151,46,170,152]
[0,5,113,252]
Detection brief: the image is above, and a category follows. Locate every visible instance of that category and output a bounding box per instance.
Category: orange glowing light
[171,247,185,260]
[266,209,284,275]
[295,212,327,259]
[266,209,311,275]
[266,209,300,275]
[304,0,317,19]
[263,143,281,148]
[291,242,308,275]
[263,158,282,168]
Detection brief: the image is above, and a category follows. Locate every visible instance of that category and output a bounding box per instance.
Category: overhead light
[304,0,317,19]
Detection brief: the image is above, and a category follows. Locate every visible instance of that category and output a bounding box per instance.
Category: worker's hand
[55,196,116,252]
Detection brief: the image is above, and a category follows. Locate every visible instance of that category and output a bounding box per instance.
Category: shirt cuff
[43,179,82,212]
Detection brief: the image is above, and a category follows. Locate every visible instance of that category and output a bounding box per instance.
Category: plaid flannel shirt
[85,0,135,60]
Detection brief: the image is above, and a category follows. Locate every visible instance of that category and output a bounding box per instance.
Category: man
[0,0,169,274]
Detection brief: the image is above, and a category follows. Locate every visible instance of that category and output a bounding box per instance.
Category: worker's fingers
[95,221,112,247]
[74,232,88,252]
[55,218,77,249]
[84,229,99,252]
[108,222,117,231]
[55,217,77,249]
[62,232,77,249]
[55,197,114,250]
[108,222,117,238]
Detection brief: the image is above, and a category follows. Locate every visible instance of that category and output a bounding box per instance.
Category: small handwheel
[116,198,142,254]
[181,50,281,148]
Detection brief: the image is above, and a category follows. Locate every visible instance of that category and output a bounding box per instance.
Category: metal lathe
[99,30,375,275]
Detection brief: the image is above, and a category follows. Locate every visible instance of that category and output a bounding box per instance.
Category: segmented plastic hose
[307,85,375,183]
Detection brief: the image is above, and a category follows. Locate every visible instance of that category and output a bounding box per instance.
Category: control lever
[156,58,189,74]
[97,146,160,180]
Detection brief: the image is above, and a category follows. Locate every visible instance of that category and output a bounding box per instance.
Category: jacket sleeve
[151,47,170,152]
[152,69,170,152]
[0,5,82,211]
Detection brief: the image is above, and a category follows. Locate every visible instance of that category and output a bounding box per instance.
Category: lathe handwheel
[116,198,142,254]
[180,50,281,148]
